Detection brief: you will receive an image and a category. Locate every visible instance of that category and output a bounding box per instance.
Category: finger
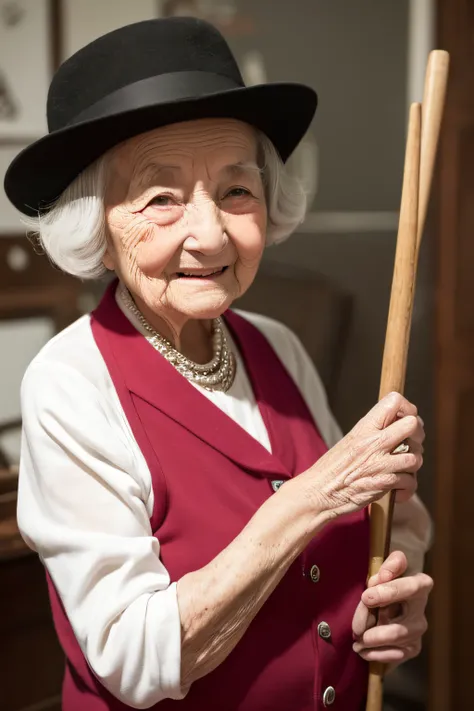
[352,600,376,639]
[383,416,420,453]
[409,418,426,446]
[396,428,425,453]
[394,473,418,502]
[361,573,433,609]
[353,618,427,650]
[354,645,419,664]
[363,392,418,431]
[372,472,417,503]
[388,472,418,502]
[406,440,423,456]
[390,448,423,474]
[367,551,408,588]
[378,603,405,623]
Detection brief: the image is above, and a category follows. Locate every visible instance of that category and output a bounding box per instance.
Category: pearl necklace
[118,285,236,392]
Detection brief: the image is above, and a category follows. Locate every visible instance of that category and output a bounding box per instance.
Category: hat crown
[5,16,317,217]
[47,17,244,132]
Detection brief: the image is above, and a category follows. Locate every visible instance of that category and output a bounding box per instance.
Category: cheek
[107,207,182,278]
[135,227,179,277]
[230,209,267,264]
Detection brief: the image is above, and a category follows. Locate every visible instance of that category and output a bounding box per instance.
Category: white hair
[23,130,308,279]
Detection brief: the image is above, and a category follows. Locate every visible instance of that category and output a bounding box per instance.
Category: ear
[102,246,115,271]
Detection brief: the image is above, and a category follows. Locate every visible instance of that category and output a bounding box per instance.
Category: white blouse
[17,289,432,708]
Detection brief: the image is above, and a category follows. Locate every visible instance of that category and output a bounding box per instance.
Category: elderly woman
[5,16,432,711]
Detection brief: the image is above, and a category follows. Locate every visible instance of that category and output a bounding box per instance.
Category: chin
[179,291,236,320]
[185,303,232,320]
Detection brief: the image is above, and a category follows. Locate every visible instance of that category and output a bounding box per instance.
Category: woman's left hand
[351,550,433,666]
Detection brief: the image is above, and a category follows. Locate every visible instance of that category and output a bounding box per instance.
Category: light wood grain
[365,101,421,711]
[366,49,450,711]
[418,51,450,251]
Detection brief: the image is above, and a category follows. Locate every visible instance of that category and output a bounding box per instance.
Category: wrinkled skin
[101,118,432,669]
[352,550,432,667]
[103,118,267,361]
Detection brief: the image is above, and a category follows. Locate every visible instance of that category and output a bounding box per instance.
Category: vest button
[323,686,336,706]
[271,479,285,493]
[318,621,331,640]
[309,564,320,583]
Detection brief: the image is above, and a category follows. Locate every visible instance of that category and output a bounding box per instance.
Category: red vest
[46,281,369,710]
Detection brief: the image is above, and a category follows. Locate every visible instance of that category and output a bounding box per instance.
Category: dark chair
[234,259,354,406]
[0,235,80,711]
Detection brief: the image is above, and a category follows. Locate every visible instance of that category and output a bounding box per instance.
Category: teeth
[179,268,224,277]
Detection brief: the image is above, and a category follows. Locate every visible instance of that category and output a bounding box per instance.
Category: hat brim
[4,82,317,216]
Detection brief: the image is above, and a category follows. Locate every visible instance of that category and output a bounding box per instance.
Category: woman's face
[103,118,267,330]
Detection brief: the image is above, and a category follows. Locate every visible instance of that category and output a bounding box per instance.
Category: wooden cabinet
[430,1,474,709]
[1,553,63,710]
[0,236,81,710]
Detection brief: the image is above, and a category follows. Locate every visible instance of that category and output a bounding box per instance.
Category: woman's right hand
[301,392,424,519]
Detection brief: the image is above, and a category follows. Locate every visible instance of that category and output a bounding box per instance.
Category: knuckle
[403,475,418,496]
[381,427,395,449]
[404,645,418,661]
[391,472,407,491]
[410,402,419,417]
[391,392,418,416]
[389,623,408,643]
[407,577,421,597]
[393,577,415,599]
[403,452,422,470]
[419,573,434,592]
[352,433,370,453]
[405,415,419,433]
[395,489,411,503]
[358,434,380,460]
[384,581,400,602]
[346,441,366,464]
[388,391,402,403]
[385,472,400,489]
[387,391,405,411]
[418,616,429,636]
[346,430,365,454]
[399,453,415,470]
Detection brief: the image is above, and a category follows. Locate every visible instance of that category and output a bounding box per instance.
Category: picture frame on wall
[0,0,52,141]
[0,143,28,231]
[0,0,54,232]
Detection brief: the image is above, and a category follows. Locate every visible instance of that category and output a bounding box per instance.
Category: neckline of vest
[91,280,303,479]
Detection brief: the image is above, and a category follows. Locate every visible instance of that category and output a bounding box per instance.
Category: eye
[147,194,178,207]
[222,187,252,199]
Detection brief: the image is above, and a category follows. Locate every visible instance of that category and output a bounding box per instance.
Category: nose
[182,197,227,256]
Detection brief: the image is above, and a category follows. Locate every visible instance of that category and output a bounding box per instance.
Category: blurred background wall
[0,1,465,710]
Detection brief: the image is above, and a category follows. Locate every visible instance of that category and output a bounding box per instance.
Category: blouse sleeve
[18,360,185,708]
[251,316,433,577]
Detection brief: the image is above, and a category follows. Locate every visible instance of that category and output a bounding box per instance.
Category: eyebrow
[220,161,262,177]
[139,160,262,182]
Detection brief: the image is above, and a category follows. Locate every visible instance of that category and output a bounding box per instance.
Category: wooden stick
[365,100,421,711]
[418,50,450,251]
[365,49,449,711]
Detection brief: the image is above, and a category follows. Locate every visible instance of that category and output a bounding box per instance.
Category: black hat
[4,16,317,217]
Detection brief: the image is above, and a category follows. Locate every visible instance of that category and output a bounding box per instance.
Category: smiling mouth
[176,266,228,278]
